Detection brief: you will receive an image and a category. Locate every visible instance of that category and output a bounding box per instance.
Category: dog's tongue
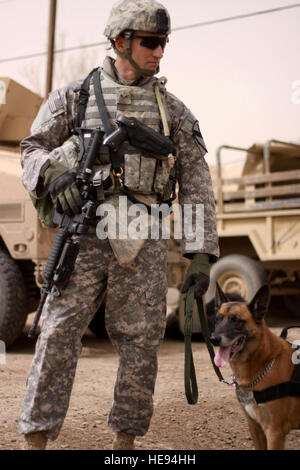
[214,346,231,368]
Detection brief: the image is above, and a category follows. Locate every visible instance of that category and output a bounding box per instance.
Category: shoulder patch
[193,121,208,153]
[180,112,208,154]
[48,89,65,116]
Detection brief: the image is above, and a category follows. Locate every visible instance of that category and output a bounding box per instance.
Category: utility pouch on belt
[29,192,57,228]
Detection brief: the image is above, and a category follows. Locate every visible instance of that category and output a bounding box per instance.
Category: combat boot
[112,432,135,450]
[23,431,48,450]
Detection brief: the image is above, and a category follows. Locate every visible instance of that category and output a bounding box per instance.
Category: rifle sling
[75,68,98,129]
[92,69,123,173]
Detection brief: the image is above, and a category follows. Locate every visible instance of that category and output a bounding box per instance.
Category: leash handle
[184,287,198,404]
[184,287,226,405]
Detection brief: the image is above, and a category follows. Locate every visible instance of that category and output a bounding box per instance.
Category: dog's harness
[235,326,300,406]
[236,362,300,407]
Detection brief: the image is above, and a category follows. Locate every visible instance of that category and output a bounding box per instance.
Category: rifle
[28,128,104,338]
[29,116,174,338]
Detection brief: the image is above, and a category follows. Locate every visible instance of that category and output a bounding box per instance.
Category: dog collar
[234,358,276,390]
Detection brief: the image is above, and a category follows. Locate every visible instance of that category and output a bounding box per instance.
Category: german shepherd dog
[210,284,300,450]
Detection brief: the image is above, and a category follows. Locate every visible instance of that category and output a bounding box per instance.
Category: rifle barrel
[28,289,49,339]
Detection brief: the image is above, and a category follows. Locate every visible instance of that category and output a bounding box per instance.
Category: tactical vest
[80,68,174,201]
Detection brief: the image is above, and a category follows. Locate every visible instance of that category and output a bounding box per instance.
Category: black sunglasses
[132,35,169,51]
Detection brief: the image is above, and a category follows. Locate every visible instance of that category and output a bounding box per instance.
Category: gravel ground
[0,310,300,451]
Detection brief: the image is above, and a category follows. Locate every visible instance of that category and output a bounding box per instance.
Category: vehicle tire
[206,254,266,303]
[0,249,28,346]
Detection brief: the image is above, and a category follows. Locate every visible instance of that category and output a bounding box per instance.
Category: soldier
[19,0,219,450]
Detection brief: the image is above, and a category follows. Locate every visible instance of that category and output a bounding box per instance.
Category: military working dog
[210,284,300,450]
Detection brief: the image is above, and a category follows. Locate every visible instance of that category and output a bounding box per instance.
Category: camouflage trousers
[18,232,168,440]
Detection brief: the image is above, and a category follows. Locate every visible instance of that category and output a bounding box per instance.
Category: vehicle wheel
[0,249,28,346]
[206,254,266,302]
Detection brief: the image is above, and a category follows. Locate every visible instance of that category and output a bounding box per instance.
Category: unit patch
[193,121,208,153]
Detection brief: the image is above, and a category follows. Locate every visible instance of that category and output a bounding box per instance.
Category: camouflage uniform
[19,233,168,439]
[18,2,219,442]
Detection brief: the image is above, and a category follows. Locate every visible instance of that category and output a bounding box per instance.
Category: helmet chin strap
[114,31,158,78]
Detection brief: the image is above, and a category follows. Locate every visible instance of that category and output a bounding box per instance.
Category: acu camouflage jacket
[20,56,219,260]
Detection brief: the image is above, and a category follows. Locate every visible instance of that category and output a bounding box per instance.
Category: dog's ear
[248,285,270,322]
[215,283,230,310]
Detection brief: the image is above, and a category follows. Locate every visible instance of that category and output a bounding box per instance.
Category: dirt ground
[1,309,300,451]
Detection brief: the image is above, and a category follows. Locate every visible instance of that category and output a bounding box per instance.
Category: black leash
[184,287,229,405]
[184,287,199,404]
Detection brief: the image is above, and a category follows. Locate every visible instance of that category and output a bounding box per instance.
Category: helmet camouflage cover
[104,0,171,39]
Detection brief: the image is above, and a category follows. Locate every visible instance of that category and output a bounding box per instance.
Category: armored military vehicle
[0,78,52,345]
[167,140,300,334]
[210,141,300,299]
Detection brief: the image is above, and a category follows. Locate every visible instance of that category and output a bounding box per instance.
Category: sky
[0,0,299,166]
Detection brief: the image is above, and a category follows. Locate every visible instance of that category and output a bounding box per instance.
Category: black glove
[44,160,83,216]
[181,253,210,299]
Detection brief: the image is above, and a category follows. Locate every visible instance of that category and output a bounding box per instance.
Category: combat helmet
[104,0,171,76]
